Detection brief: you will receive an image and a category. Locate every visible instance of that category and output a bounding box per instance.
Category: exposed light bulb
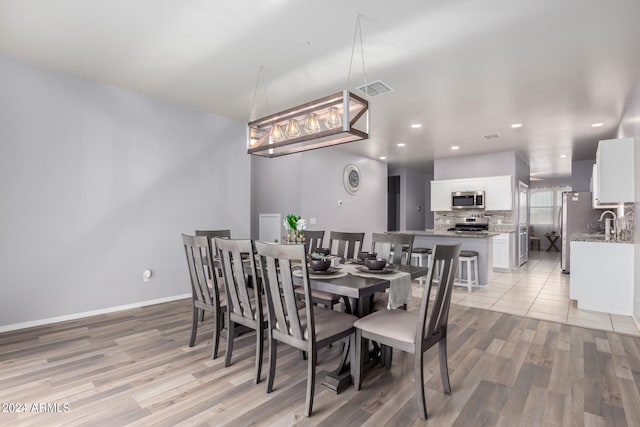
[270,124,284,142]
[325,107,342,129]
[304,113,321,134]
[285,119,301,138]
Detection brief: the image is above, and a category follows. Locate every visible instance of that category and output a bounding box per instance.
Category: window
[530,186,571,227]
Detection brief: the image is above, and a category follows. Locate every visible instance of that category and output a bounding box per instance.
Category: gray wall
[250,154,302,239]
[252,146,387,250]
[572,159,595,192]
[0,59,250,329]
[424,171,434,228]
[617,81,640,323]
[434,151,518,180]
[388,166,427,231]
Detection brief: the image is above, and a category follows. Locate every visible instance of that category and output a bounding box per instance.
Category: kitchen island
[402,230,499,286]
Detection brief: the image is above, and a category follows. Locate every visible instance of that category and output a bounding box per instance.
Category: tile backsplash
[434,210,515,232]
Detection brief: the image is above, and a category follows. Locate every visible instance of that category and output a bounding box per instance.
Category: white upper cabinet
[595,137,638,204]
[450,178,485,192]
[485,176,512,210]
[431,175,513,211]
[431,180,452,211]
[591,163,618,208]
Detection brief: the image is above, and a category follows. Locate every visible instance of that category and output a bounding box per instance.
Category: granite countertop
[489,224,517,233]
[570,233,635,244]
[404,230,500,238]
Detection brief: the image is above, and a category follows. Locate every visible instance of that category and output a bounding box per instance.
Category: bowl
[313,248,330,256]
[365,258,387,270]
[358,251,377,262]
[309,259,331,271]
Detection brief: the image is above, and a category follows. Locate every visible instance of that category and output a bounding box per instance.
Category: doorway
[388,176,400,231]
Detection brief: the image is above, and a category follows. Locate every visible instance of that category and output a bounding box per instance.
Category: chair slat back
[416,244,461,346]
[255,242,313,345]
[371,233,415,265]
[303,230,325,254]
[182,234,217,307]
[216,238,260,322]
[195,229,230,279]
[328,231,365,260]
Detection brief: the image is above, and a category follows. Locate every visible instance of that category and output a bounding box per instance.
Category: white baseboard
[0,294,191,333]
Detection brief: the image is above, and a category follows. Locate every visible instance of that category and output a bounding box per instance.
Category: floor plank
[2,297,640,426]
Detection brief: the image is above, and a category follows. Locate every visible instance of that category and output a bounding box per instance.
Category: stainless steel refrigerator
[561,192,603,273]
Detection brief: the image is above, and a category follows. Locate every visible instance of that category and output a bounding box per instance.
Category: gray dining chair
[302,230,325,254]
[370,232,415,311]
[195,229,231,280]
[328,231,365,261]
[353,243,461,420]
[215,237,265,384]
[182,234,226,359]
[371,232,415,265]
[255,241,358,417]
[294,230,342,311]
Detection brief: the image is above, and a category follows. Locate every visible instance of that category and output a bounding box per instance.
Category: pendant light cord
[249,65,270,121]
[346,14,368,98]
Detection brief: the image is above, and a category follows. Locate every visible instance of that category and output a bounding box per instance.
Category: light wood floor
[2,295,640,426]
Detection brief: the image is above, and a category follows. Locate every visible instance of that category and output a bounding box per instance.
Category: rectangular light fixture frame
[247,90,369,157]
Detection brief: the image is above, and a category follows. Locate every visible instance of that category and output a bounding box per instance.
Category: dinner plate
[293,267,341,277]
[308,267,341,275]
[356,266,397,275]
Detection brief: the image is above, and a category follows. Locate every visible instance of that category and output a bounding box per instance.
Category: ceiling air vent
[356,80,393,97]
[482,133,501,140]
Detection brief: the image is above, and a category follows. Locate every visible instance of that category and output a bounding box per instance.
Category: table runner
[341,263,412,309]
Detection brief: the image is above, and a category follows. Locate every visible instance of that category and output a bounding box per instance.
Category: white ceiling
[2,0,640,177]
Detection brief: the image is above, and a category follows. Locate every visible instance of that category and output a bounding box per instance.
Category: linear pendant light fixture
[247,16,369,157]
[247,91,369,157]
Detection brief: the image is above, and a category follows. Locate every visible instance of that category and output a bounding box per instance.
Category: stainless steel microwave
[451,191,485,209]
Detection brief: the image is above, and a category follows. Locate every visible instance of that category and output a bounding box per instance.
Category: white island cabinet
[493,232,514,271]
[570,240,635,315]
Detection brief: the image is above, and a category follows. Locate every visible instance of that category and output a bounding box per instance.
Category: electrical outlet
[143,269,152,282]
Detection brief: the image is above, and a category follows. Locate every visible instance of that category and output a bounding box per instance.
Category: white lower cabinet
[570,241,635,315]
[492,233,513,271]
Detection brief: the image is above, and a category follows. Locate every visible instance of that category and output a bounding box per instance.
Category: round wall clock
[343,164,361,194]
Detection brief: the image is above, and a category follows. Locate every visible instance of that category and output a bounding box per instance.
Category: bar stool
[411,247,429,284]
[455,250,479,292]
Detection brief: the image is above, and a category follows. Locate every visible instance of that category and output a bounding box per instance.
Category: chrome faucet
[598,210,617,240]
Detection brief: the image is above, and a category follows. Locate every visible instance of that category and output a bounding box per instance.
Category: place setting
[292,248,348,279]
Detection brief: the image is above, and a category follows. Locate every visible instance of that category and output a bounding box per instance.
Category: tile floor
[415,249,640,336]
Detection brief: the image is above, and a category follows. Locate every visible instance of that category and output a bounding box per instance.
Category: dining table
[293,261,430,393]
[215,254,429,394]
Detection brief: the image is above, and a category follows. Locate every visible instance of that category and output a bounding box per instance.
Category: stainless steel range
[447,222,489,233]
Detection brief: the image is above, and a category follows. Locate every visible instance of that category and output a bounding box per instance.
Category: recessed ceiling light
[397,143,406,147]
[559,154,568,158]
[379,156,387,160]
[451,146,460,150]
[591,122,604,127]
[511,123,523,128]
[410,124,422,129]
